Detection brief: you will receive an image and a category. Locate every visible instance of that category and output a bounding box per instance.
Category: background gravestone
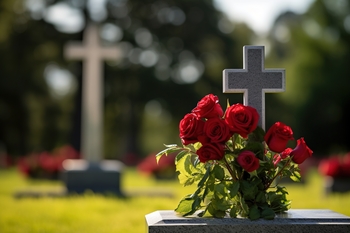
[61,23,124,196]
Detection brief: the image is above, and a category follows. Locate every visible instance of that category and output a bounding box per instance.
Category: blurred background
[1,0,350,232]
[1,0,349,165]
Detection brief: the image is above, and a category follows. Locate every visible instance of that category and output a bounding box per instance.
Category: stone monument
[145,45,350,231]
[223,46,285,130]
[62,23,124,196]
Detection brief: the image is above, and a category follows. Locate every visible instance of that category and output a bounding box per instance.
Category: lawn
[0,167,349,233]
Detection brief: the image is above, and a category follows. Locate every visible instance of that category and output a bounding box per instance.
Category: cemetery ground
[1,168,350,233]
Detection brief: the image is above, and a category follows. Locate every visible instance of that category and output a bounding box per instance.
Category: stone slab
[146,209,350,233]
[61,159,124,196]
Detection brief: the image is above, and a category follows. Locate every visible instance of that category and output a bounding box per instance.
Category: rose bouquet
[156,94,313,220]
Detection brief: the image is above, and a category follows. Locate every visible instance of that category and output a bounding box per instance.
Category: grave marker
[62,23,124,195]
[223,46,285,130]
[65,23,120,162]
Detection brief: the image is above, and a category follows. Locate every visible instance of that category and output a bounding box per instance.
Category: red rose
[224,103,259,138]
[265,122,294,153]
[197,143,225,163]
[179,113,204,145]
[203,118,232,144]
[290,138,313,164]
[237,150,260,172]
[192,94,223,119]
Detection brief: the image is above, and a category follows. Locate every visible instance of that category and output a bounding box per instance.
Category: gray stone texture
[146,210,350,233]
[223,46,285,130]
[61,159,124,196]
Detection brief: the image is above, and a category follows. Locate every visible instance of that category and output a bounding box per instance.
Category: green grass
[0,168,350,233]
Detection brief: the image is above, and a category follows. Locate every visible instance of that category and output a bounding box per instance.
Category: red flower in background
[17,145,80,179]
[318,153,350,178]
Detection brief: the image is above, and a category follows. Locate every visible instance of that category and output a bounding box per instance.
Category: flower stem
[264,156,293,190]
[223,156,237,181]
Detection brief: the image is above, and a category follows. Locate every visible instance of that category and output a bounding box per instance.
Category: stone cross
[223,46,285,130]
[64,24,120,162]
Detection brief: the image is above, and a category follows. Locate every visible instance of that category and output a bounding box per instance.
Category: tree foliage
[0,0,254,159]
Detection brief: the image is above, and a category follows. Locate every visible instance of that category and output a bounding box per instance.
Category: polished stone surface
[146,209,350,233]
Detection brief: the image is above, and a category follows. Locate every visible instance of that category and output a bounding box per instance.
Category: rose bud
[290,138,313,164]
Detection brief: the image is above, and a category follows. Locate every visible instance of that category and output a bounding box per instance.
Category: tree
[267,0,350,155]
[0,0,256,162]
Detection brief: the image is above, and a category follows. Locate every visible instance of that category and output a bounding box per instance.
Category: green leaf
[228,182,240,198]
[229,206,238,218]
[242,142,264,160]
[156,145,183,163]
[290,171,301,182]
[177,173,194,186]
[175,194,201,217]
[175,198,194,215]
[213,165,225,180]
[175,150,190,164]
[239,196,249,217]
[261,207,276,220]
[240,180,258,200]
[255,191,266,203]
[214,183,226,199]
[193,142,202,151]
[248,126,265,143]
[176,153,193,175]
[197,166,210,188]
[249,205,261,220]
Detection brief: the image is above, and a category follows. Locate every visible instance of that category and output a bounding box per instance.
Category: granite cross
[64,23,121,162]
[223,46,285,130]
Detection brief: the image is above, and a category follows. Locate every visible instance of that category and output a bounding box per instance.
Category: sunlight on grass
[0,168,349,233]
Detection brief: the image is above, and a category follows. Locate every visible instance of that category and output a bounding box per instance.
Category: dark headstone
[325,176,350,194]
[61,159,124,196]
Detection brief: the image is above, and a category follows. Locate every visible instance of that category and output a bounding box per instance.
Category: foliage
[0,0,252,159]
[156,94,312,220]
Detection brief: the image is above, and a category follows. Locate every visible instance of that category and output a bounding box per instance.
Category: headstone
[223,46,285,130]
[146,210,350,233]
[62,23,124,196]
